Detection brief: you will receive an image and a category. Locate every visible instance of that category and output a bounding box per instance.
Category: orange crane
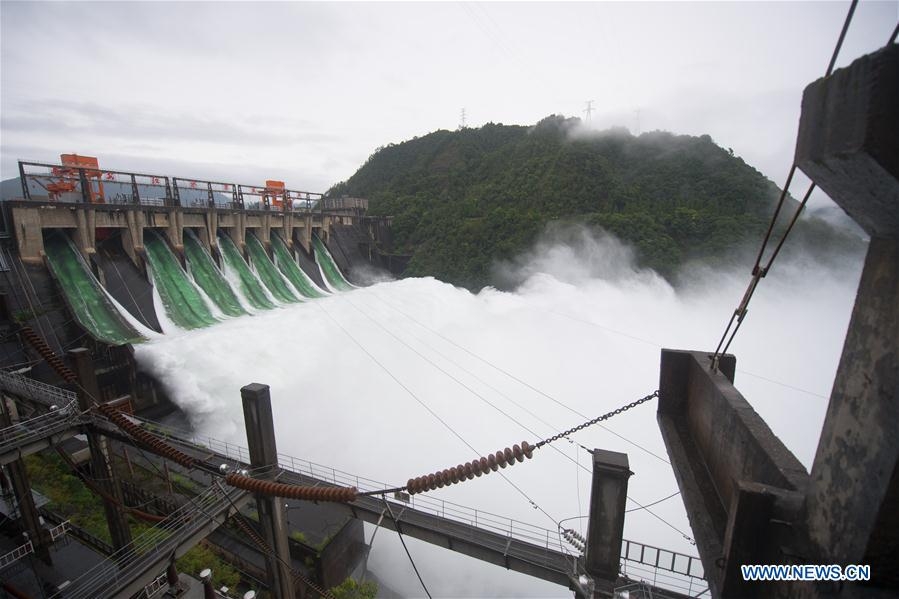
[263,180,289,210]
[47,154,104,202]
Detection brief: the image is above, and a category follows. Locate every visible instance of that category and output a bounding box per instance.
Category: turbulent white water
[134,229,864,597]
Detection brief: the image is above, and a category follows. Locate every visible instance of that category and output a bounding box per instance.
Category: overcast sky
[1,1,896,196]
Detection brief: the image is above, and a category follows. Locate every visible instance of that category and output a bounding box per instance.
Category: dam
[4,157,388,346]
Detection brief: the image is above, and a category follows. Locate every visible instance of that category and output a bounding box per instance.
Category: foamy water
[134,230,863,597]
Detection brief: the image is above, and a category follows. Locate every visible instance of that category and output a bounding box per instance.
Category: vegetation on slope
[330,115,859,289]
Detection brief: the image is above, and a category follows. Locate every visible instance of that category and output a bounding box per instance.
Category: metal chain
[535,390,659,449]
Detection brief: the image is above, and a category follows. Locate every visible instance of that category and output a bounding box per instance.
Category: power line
[369,291,672,463]
[313,300,561,527]
[323,299,684,535]
[382,497,432,599]
[625,490,681,513]
[711,0,860,367]
[826,0,859,76]
[342,295,582,456]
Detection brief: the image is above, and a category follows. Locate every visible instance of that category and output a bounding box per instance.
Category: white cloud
[2,1,896,195]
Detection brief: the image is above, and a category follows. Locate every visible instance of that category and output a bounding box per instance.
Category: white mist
[135,228,863,597]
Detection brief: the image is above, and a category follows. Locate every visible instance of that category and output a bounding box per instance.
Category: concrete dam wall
[39,225,353,345]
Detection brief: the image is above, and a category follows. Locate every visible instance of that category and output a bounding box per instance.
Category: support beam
[795,44,899,590]
[794,45,898,238]
[241,383,295,599]
[0,397,49,562]
[585,449,630,584]
[658,350,808,597]
[804,238,898,579]
[70,348,134,553]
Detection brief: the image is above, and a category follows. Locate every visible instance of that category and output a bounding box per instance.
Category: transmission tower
[460,108,467,129]
[583,100,594,124]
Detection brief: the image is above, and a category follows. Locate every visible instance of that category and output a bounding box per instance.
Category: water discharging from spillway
[218,234,276,311]
[39,225,354,347]
[271,232,327,299]
[143,231,218,330]
[183,231,246,318]
[43,232,146,345]
[246,232,299,304]
[313,234,354,291]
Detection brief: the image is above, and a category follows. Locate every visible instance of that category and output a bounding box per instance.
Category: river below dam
[134,230,862,597]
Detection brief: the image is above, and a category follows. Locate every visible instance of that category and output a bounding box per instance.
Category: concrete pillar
[0,397,50,562]
[283,211,294,250]
[205,210,218,254]
[260,213,272,253]
[10,205,44,264]
[585,449,631,583]
[73,207,96,260]
[297,217,312,254]
[122,210,145,269]
[69,348,134,552]
[201,569,216,599]
[794,44,898,585]
[166,208,185,256]
[197,226,211,253]
[804,238,898,570]
[229,213,246,253]
[166,560,185,596]
[241,383,295,599]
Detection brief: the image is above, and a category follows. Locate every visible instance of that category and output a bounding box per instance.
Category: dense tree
[330,116,861,289]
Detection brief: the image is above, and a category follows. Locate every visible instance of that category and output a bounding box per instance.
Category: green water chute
[313,235,353,291]
[271,233,326,299]
[246,234,298,304]
[143,231,218,330]
[43,233,145,345]
[183,232,246,318]
[218,234,275,310]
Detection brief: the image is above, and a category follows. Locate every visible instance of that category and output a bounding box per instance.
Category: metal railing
[136,573,168,599]
[320,197,368,211]
[0,521,70,570]
[0,400,81,460]
[619,559,710,597]
[172,177,240,209]
[0,369,78,407]
[54,483,246,599]
[18,161,174,207]
[48,520,70,542]
[135,415,708,595]
[0,540,34,569]
[14,160,339,215]
[237,184,322,214]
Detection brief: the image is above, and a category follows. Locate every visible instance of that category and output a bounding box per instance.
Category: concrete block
[795,45,899,237]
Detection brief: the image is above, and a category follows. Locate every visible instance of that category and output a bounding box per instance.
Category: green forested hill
[329,115,853,289]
